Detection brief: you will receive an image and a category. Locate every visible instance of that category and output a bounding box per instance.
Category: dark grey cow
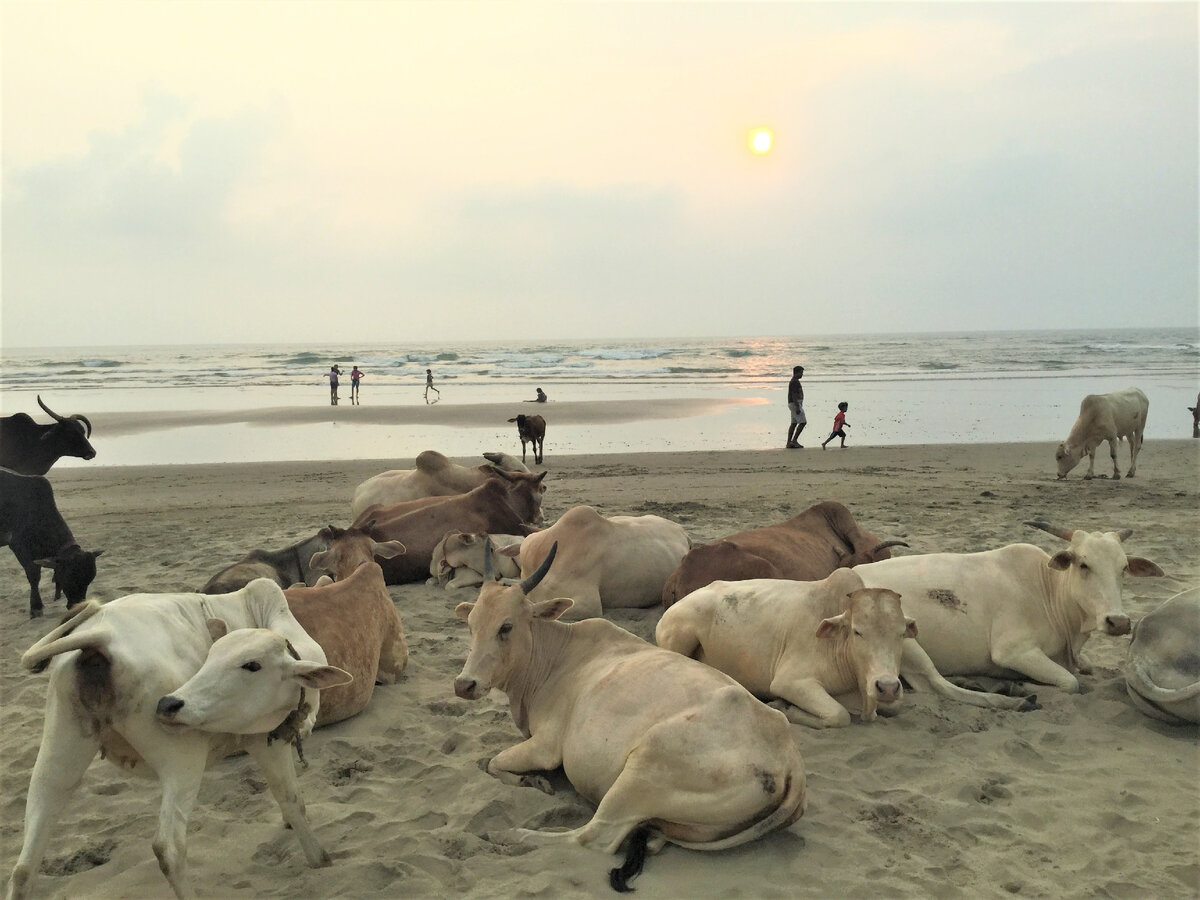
[200,530,330,594]
[0,396,96,476]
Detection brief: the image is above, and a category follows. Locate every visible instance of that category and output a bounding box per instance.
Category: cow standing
[0,469,102,617]
[507,414,545,465]
[1055,387,1149,480]
[0,396,96,476]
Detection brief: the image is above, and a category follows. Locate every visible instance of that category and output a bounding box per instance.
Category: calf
[201,529,330,594]
[0,396,96,476]
[8,579,345,900]
[0,468,102,617]
[1055,387,1149,479]
[429,531,524,590]
[507,414,545,465]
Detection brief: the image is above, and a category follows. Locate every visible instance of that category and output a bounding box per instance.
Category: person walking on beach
[786,366,806,448]
[350,366,364,405]
[325,364,342,406]
[425,368,440,404]
[821,402,851,449]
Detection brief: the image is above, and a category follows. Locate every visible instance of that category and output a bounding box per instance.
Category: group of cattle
[1,389,1197,899]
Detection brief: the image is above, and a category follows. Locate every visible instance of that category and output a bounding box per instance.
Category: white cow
[428,531,524,590]
[453,545,806,891]
[852,522,1164,693]
[351,450,531,518]
[1055,387,1149,480]
[504,505,690,619]
[657,569,1032,728]
[8,579,350,900]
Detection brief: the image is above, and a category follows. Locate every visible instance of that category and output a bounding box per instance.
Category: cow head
[36,545,103,605]
[1054,442,1083,479]
[1026,522,1163,635]
[453,542,567,700]
[492,468,547,524]
[815,573,916,721]
[309,523,405,580]
[156,626,352,734]
[37,396,97,461]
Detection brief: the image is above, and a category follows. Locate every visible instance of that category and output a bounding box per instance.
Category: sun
[749,129,773,154]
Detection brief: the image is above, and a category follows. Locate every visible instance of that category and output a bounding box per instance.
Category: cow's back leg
[377,620,408,683]
[765,673,852,728]
[245,740,332,867]
[1127,430,1143,477]
[133,736,208,900]
[1107,437,1121,480]
[1084,446,1097,479]
[7,691,100,900]
[21,562,44,618]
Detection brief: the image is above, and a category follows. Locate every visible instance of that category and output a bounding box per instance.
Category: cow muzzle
[874,678,903,704]
[1103,614,1131,636]
[454,676,481,700]
[156,695,190,727]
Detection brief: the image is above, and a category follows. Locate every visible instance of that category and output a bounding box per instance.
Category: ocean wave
[666,366,741,374]
[43,358,124,369]
[722,349,758,358]
[918,361,960,371]
[577,348,671,360]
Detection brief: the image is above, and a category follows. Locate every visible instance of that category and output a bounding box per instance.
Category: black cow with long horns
[0,395,96,476]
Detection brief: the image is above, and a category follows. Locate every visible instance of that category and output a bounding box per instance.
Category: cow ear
[308,550,333,573]
[904,618,919,638]
[496,544,521,558]
[454,602,475,621]
[292,661,354,690]
[816,614,847,639]
[1047,550,1075,571]
[372,540,406,559]
[532,597,573,620]
[1125,557,1165,577]
[207,618,229,642]
[92,550,105,559]
[535,471,547,484]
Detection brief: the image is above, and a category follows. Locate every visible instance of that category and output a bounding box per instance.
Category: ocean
[1,328,1196,466]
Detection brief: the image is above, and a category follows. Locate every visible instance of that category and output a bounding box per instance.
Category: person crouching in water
[821,402,850,449]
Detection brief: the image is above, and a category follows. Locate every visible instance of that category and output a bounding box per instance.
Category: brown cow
[661,500,905,608]
[353,466,546,531]
[363,476,545,584]
[350,450,534,518]
[507,414,545,464]
[284,525,408,726]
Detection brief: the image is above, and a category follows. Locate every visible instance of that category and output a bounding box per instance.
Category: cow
[851,521,1164,694]
[350,450,533,519]
[507,414,545,465]
[657,569,1032,728]
[661,500,906,608]
[506,505,690,619]
[0,468,102,618]
[1189,392,1199,439]
[363,475,546,584]
[1125,587,1200,725]
[0,396,96,476]
[453,544,806,892]
[201,529,331,594]
[1055,387,1149,480]
[429,531,525,590]
[8,579,350,900]
[286,524,408,726]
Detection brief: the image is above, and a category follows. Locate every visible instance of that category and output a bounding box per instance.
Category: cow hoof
[1019,695,1040,712]
[520,774,555,795]
[29,610,43,619]
[1113,474,1121,481]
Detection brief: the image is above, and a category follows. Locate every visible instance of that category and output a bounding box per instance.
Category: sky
[2,1,1197,348]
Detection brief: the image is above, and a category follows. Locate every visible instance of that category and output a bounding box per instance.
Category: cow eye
[241,661,262,672]
[498,623,513,637]
[1079,562,1089,572]
[852,629,864,638]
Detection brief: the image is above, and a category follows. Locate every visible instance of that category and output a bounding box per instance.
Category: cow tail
[21,601,107,672]
[665,766,806,853]
[608,826,650,893]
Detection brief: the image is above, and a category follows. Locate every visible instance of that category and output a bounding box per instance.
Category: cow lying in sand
[1125,587,1200,725]
[429,531,524,589]
[1055,387,1149,480]
[454,544,805,891]
[351,450,533,518]
[8,579,350,900]
[657,569,1033,728]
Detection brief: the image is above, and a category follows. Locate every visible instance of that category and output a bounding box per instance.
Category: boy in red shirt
[821,402,850,449]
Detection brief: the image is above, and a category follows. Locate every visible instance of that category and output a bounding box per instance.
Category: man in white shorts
[786,365,806,448]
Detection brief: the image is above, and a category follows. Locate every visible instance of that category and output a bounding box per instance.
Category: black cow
[0,396,96,476]
[0,469,102,617]
[507,414,546,464]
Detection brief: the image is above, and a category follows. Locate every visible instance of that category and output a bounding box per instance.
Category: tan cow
[453,545,806,891]
[429,531,524,590]
[1055,387,1149,479]
[351,450,534,518]
[657,569,1031,728]
[508,505,690,619]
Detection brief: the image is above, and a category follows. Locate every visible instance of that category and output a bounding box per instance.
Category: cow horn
[37,395,67,424]
[483,539,494,580]
[871,540,909,556]
[519,542,557,595]
[1025,521,1075,542]
[1116,528,1133,542]
[71,414,93,438]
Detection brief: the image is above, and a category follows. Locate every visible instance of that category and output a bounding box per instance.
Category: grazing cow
[1189,392,1199,438]
[363,475,546,584]
[350,450,534,519]
[1055,387,1149,479]
[201,530,330,594]
[454,545,806,891]
[429,531,525,590]
[852,521,1164,693]
[508,505,690,619]
[657,569,1031,728]
[662,500,905,608]
[8,579,348,900]
[287,525,408,726]
[507,414,545,465]
[0,396,96,476]
[1125,587,1200,725]
[0,469,102,618]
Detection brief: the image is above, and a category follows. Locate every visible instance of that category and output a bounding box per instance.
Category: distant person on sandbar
[325,364,342,406]
[525,387,548,403]
[425,368,440,404]
[350,366,364,405]
[821,402,851,450]
[785,365,806,448]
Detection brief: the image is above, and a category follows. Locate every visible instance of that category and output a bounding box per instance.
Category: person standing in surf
[350,366,364,405]
[785,365,806,448]
[325,364,342,406]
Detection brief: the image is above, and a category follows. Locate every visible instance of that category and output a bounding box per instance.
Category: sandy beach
[1,439,1197,899]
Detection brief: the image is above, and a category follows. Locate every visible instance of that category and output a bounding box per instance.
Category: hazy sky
[2,2,1196,347]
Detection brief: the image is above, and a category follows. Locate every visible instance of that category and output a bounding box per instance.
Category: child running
[821,402,850,449]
